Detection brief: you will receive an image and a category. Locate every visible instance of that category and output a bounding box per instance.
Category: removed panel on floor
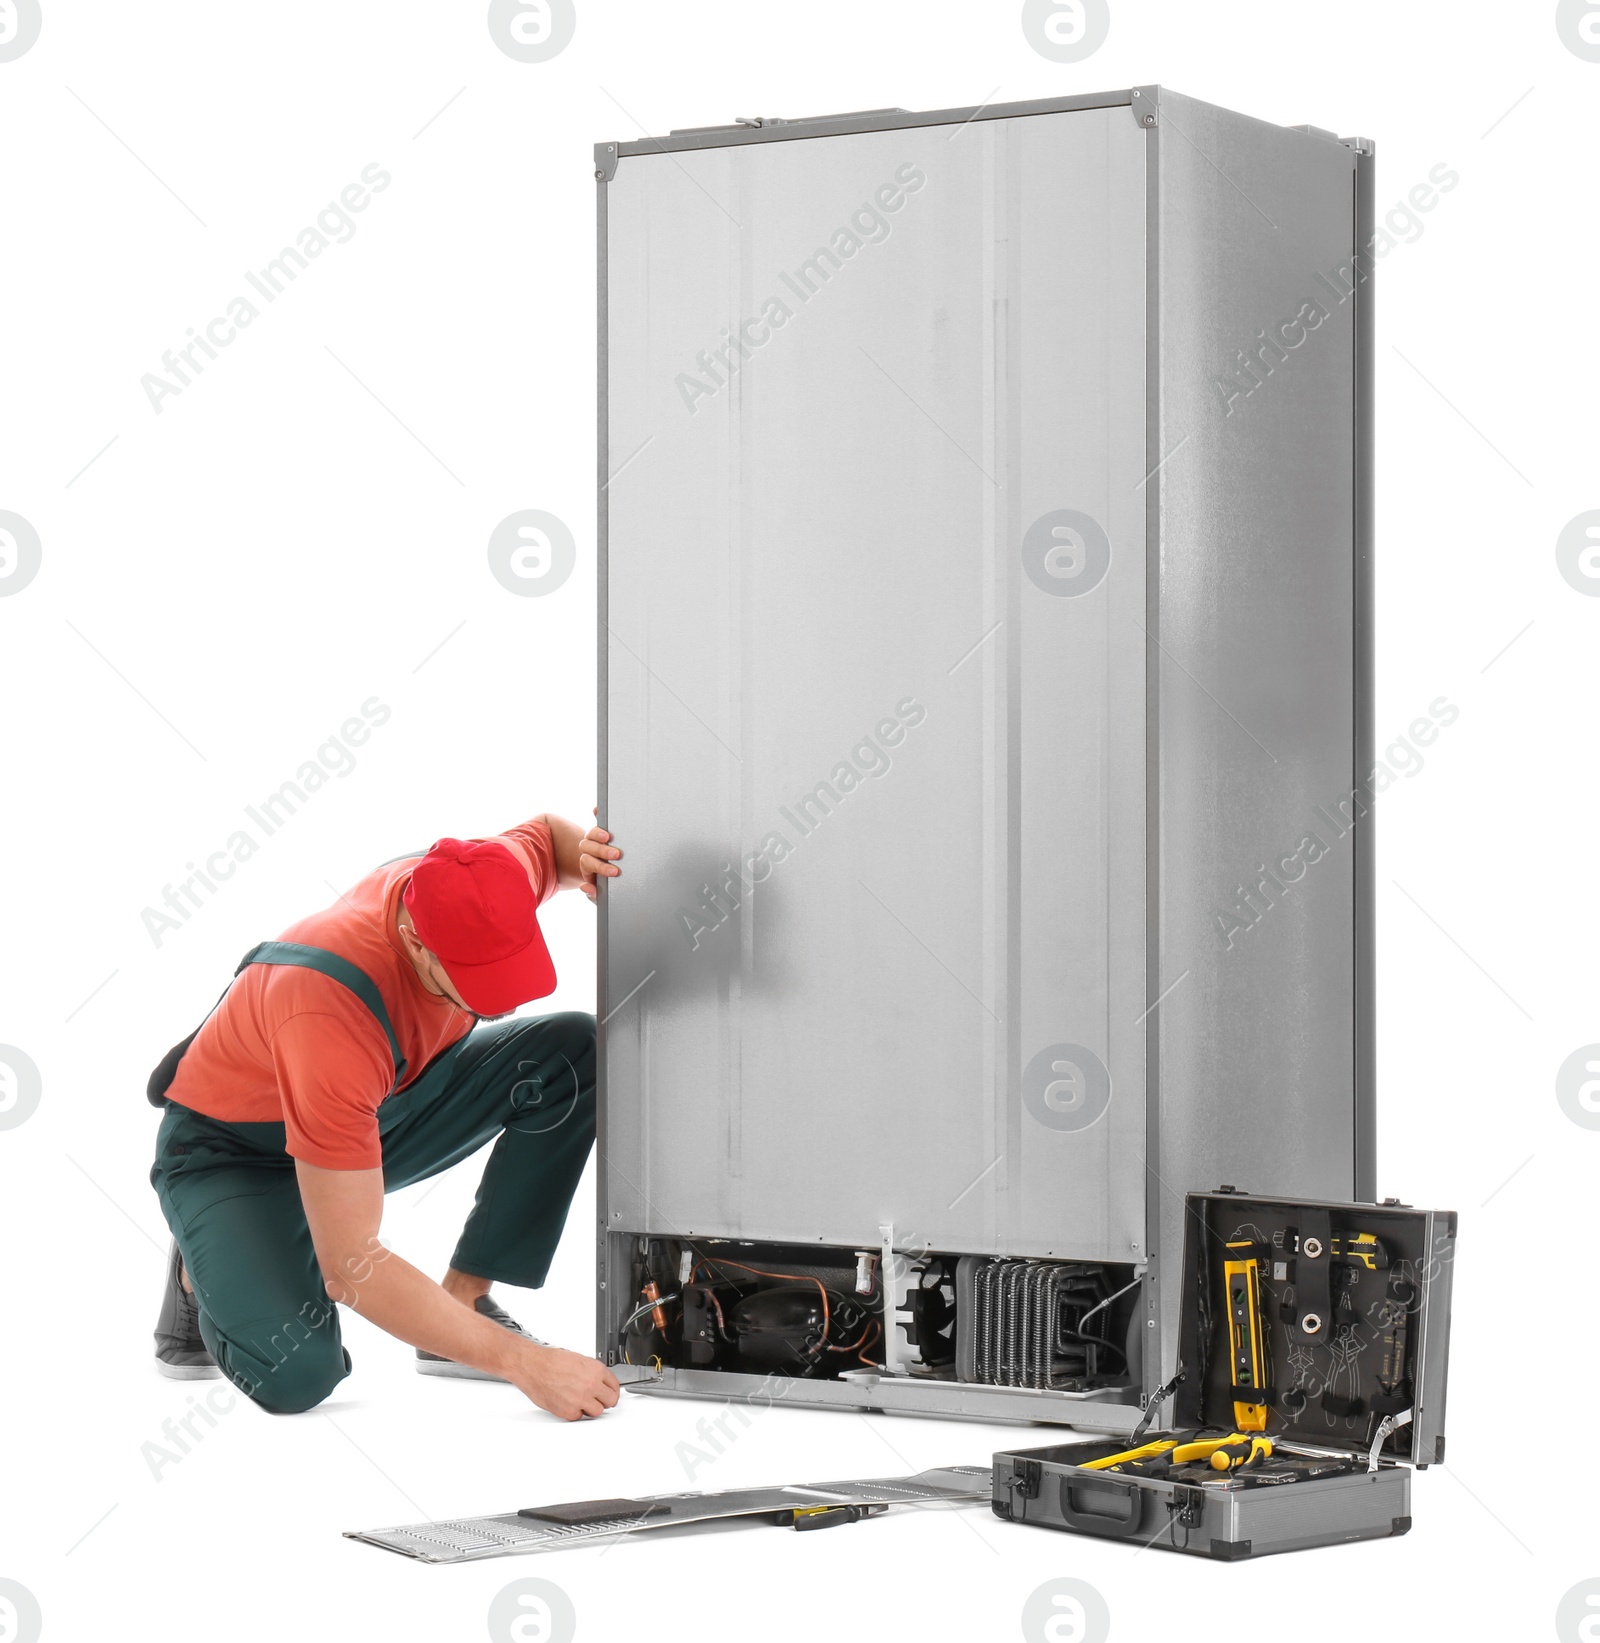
[345,1466,991,1563]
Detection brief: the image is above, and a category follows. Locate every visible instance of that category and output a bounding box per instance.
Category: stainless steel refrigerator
[595,86,1375,1432]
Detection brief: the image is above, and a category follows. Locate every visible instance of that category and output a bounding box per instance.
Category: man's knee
[540,1010,596,1069]
[240,1343,351,1414]
[505,1011,595,1126]
[212,1311,350,1414]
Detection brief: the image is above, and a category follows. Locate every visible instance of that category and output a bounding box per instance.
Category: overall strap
[377,847,427,866]
[146,966,239,1105]
[239,940,409,1086]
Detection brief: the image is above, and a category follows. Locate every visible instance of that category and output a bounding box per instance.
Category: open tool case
[992,1190,1456,1560]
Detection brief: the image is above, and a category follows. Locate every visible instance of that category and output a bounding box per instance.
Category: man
[147,813,623,1421]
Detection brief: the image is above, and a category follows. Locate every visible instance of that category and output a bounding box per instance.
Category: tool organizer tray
[992,1190,1456,1560]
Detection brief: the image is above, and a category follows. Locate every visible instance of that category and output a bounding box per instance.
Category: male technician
[147,815,623,1421]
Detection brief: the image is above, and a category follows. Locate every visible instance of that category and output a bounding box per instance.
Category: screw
[1144,114,1156,126]
[595,168,606,180]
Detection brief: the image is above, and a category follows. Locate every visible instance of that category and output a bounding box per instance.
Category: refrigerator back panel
[602,106,1150,1261]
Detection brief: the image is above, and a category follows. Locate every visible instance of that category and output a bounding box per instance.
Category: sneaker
[154,1240,221,1380]
[416,1294,543,1381]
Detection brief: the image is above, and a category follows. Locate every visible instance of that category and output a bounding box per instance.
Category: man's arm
[294,1161,620,1420]
[535,813,621,901]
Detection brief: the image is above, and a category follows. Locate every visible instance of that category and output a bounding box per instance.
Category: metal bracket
[1130,85,1159,129]
[1367,1406,1413,1472]
[878,1221,903,1375]
[1132,1366,1186,1439]
[1289,125,1375,160]
[594,142,619,183]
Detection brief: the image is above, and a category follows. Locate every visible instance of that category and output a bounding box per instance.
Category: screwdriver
[1194,1434,1274,1472]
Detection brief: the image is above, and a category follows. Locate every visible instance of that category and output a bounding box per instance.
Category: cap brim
[439,920,557,1016]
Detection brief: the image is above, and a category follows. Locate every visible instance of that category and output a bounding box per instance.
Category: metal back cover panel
[602,106,1148,1259]
[346,1468,992,1563]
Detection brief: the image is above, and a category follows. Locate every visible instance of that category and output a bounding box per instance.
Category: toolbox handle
[1057,1477,1148,1538]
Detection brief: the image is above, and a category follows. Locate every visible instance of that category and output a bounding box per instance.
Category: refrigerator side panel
[1150,93,1363,1371]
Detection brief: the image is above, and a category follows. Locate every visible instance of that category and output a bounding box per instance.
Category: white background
[2,2,1596,1640]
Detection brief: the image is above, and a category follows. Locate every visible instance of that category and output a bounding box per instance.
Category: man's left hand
[576,824,622,901]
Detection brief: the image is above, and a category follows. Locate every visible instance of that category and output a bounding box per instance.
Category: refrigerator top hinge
[1130,85,1159,128]
[594,142,620,183]
[1340,134,1376,157]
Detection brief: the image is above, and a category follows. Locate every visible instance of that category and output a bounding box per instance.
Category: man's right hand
[506,1339,621,1421]
[297,1161,622,1420]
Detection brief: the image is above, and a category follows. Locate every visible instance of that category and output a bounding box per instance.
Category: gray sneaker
[416,1294,543,1381]
[154,1240,221,1380]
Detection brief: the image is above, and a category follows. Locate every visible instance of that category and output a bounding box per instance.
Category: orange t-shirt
[165,819,559,1170]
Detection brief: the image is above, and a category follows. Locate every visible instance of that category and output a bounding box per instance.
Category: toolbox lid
[1171,1191,1455,1465]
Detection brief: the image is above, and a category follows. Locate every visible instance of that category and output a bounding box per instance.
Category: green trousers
[149,1010,596,1414]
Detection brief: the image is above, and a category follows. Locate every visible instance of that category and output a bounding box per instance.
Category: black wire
[1061,1330,1129,1372]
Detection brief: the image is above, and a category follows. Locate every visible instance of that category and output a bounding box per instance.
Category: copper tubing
[642,1280,668,1334]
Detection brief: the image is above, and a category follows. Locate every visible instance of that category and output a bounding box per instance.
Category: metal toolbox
[992,1190,1456,1559]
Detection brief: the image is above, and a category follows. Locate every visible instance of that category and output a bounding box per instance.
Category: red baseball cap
[402,838,556,1015]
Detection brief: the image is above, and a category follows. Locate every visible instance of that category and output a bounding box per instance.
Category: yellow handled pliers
[1083,1432,1274,1475]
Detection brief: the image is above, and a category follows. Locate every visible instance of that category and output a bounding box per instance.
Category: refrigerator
[595,86,1374,1431]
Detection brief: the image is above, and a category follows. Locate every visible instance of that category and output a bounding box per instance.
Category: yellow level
[1224,1240,1270,1432]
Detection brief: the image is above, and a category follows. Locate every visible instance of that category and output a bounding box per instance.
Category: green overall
[148,941,595,1414]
